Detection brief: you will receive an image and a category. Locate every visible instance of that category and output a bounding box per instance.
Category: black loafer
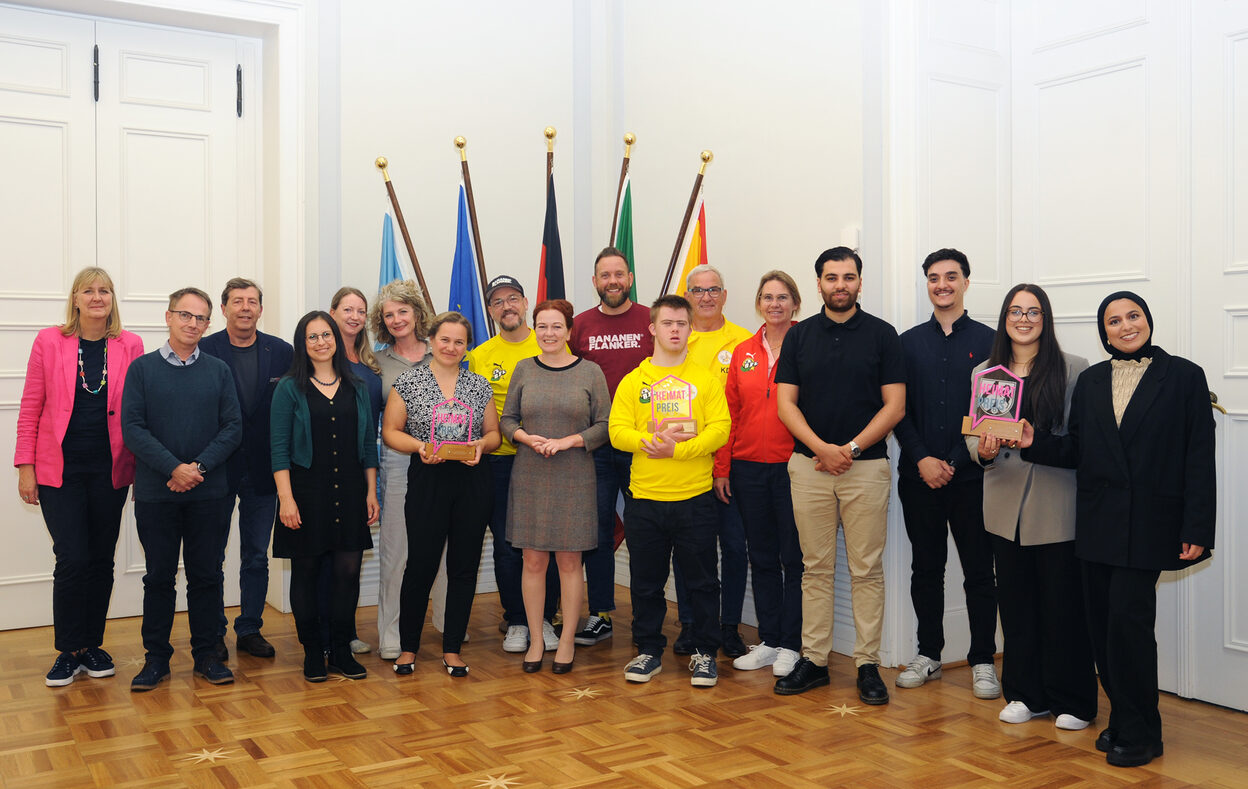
[774,657,830,696]
[1095,727,1118,753]
[672,624,695,656]
[1107,740,1163,768]
[238,632,276,658]
[856,663,889,705]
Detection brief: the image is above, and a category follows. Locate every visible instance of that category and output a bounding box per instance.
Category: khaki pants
[787,453,891,667]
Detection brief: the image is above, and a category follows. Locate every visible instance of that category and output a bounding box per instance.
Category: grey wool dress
[501,356,610,551]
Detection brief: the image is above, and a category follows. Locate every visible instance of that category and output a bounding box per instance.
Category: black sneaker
[774,656,830,696]
[328,650,368,680]
[79,647,116,678]
[45,651,83,687]
[193,659,235,685]
[856,663,889,705]
[672,624,695,656]
[574,614,613,646]
[237,632,275,658]
[131,660,170,692]
[720,627,748,659]
[212,637,229,663]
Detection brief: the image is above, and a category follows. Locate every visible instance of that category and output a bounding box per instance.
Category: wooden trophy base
[961,416,1023,441]
[649,418,698,436]
[434,442,477,461]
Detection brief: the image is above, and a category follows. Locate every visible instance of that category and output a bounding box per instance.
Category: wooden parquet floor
[1,592,1245,788]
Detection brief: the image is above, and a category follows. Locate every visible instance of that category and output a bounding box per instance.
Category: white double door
[0,3,261,628]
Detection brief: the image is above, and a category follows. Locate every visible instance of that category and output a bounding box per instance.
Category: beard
[597,285,628,309]
[822,289,857,313]
[498,311,524,332]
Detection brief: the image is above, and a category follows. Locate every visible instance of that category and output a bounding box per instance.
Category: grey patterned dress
[501,357,610,551]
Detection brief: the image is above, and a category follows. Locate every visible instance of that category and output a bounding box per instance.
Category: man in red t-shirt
[569,247,654,646]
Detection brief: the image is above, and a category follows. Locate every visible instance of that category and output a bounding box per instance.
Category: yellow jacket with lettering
[609,356,730,502]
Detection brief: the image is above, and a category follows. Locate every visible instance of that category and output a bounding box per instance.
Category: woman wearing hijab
[1021,291,1216,768]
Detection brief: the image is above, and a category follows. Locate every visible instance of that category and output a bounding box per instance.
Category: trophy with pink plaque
[430,397,477,461]
[961,365,1025,441]
[647,374,698,436]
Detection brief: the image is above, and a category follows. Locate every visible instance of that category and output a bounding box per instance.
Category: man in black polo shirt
[773,246,905,705]
[893,248,1000,699]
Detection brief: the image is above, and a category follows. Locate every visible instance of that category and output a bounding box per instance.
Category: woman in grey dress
[501,299,610,674]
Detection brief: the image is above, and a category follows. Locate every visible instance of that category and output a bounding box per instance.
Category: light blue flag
[378,213,403,292]
[448,183,488,350]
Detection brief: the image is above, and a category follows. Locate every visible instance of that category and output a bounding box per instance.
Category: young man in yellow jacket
[609,295,730,687]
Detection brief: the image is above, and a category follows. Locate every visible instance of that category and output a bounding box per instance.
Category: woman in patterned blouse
[381,312,500,677]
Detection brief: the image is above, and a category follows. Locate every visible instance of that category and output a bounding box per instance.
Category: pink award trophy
[647,374,698,436]
[961,364,1025,441]
[429,397,477,461]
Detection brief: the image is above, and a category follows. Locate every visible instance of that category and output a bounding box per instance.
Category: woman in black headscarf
[1020,291,1216,768]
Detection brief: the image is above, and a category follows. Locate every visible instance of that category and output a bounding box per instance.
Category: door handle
[1210,391,1227,414]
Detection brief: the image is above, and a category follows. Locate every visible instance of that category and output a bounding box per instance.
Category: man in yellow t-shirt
[675,264,754,660]
[465,275,554,655]
[611,295,730,688]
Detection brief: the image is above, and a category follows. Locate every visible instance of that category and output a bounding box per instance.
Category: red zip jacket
[713,323,797,478]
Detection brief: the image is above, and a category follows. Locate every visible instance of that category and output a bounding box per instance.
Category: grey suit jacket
[966,353,1088,546]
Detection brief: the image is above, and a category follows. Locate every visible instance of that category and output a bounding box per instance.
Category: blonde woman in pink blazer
[15,267,145,688]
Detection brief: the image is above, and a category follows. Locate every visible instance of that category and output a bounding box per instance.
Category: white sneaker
[378,646,400,660]
[895,654,942,688]
[773,647,800,677]
[732,643,778,671]
[349,639,371,654]
[999,700,1049,724]
[1055,713,1091,731]
[542,620,559,652]
[502,625,529,653]
[972,663,1002,699]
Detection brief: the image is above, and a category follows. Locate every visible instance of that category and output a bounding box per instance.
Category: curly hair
[369,280,432,346]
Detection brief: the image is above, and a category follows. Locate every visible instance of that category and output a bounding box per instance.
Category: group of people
[16,244,1214,770]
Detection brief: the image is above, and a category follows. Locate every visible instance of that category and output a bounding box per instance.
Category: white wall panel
[1233,35,1248,271]
[119,51,211,111]
[0,33,69,95]
[1032,0,1147,52]
[1226,309,1248,377]
[929,0,999,53]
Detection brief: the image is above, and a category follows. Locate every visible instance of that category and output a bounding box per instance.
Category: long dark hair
[987,284,1067,431]
[287,310,358,393]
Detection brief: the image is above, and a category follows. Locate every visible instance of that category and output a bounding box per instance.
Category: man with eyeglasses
[672,264,754,659]
[121,287,242,691]
[892,248,1000,700]
[199,278,294,662]
[466,275,558,655]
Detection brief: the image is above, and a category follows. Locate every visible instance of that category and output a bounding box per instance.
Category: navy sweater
[120,350,243,502]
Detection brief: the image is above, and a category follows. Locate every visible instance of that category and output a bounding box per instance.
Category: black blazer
[199,329,294,495]
[1023,347,1216,571]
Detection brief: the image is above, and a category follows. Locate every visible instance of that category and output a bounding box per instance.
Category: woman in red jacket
[15,267,145,687]
[714,270,803,677]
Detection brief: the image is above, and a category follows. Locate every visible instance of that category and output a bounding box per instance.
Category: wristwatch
[195,461,208,474]
[848,441,861,459]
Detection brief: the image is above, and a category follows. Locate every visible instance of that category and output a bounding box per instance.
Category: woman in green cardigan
[271,310,379,682]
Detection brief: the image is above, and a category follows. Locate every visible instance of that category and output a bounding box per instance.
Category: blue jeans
[136,497,233,663]
[673,492,746,628]
[585,445,632,613]
[732,460,803,650]
[217,474,277,638]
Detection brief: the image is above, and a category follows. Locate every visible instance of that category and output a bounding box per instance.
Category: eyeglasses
[1007,307,1044,323]
[170,310,210,325]
[688,286,723,297]
[489,294,523,309]
[306,331,335,344]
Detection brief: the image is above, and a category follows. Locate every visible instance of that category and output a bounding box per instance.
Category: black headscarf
[1097,290,1154,361]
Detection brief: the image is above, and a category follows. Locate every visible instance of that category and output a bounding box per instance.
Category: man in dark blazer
[199,278,294,660]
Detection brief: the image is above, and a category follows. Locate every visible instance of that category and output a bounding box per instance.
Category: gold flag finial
[698,149,713,175]
[454,136,467,162]
[623,132,636,157]
[544,126,557,152]
[375,156,390,183]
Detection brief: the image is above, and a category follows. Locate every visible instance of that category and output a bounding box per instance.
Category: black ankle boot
[328,647,367,680]
[303,647,327,683]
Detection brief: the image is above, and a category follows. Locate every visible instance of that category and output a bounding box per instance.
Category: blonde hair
[754,270,802,316]
[331,286,379,373]
[370,280,432,346]
[61,267,123,338]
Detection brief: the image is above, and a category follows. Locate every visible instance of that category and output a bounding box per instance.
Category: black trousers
[898,476,998,664]
[399,459,492,654]
[992,534,1098,719]
[625,492,720,656]
[39,469,128,652]
[1083,560,1162,746]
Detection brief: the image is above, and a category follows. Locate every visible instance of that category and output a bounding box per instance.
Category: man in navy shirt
[893,248,1000,699]
[773,247,906,705]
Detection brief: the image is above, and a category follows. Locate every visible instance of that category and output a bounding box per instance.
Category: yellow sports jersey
[609,356,730,502]
[685,320,754,385]
[466,330,541,455]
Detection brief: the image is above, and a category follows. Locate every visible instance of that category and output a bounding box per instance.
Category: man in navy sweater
[199,278,293,660]
[122,287,242,691]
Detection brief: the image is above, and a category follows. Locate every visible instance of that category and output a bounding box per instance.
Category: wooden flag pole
[609,132,635,245]
[455,136,495,337]
[375,156,434,310]
[544,126,556,182]
[660,150,713,296]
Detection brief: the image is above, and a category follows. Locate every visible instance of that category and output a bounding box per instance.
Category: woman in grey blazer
[968,284,1097,731]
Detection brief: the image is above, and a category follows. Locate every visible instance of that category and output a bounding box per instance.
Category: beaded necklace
[78,339,108,395]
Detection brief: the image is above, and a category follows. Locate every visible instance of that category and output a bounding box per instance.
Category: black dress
[273,384,373,558]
